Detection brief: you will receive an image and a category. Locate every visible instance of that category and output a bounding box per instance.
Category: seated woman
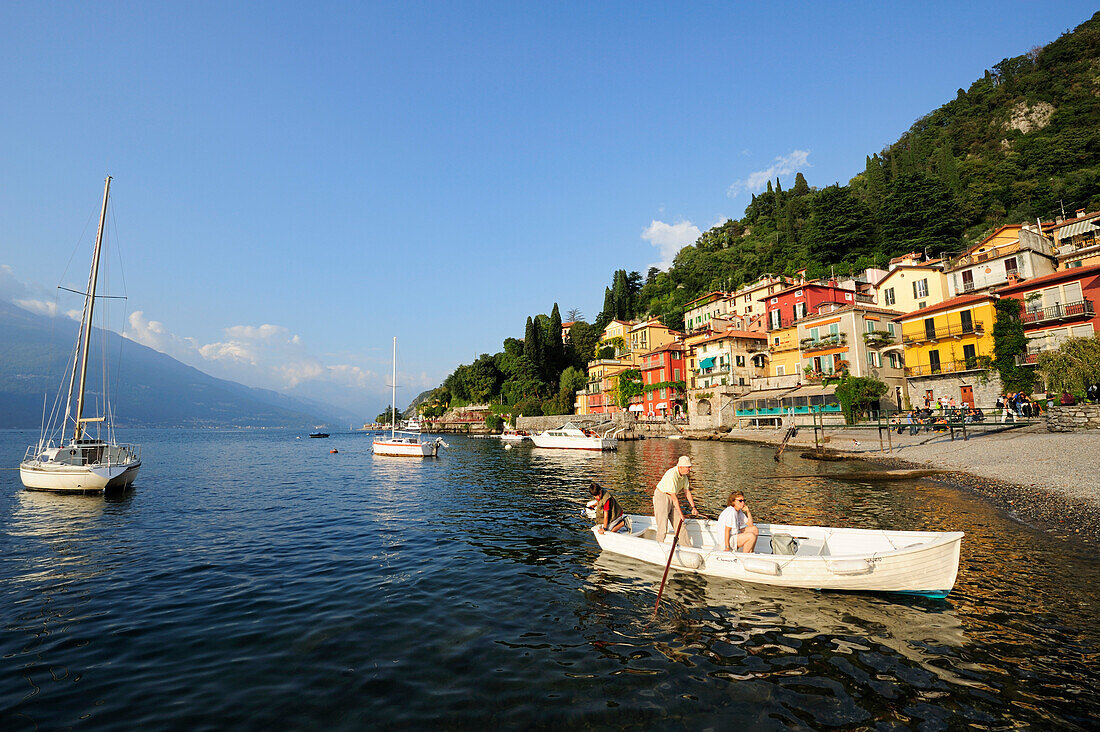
[588,482,625,534]
[718,491,758,552]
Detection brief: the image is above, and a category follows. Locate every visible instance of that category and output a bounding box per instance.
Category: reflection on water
[0,430,1098,729]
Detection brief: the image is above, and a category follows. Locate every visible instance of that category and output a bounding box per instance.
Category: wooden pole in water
[653,516,685,616]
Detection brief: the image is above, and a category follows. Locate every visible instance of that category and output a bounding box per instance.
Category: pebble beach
[692,423,1100,542]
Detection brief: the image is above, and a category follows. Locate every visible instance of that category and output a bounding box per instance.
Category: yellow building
[897,293,999,408]
[875,263,949,314]
[629,318,679,357]
[766,325,801,377]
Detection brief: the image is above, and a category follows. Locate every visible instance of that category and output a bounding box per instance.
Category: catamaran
[19,177,142,493]
[372,337,446,457]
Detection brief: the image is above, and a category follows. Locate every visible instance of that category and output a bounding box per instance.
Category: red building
[997,263,1100,363]
[765,281,861,330]
[637,342,686,418]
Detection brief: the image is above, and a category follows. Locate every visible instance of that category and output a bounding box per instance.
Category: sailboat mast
[391,336,397,438]
[73,176,111,441]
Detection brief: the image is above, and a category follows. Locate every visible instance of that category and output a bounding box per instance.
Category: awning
[699,357,715,369]
[1056,219,1099,239]
[628,404,644,412]
[656,402,667,410]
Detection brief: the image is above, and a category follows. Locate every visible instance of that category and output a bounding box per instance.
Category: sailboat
[19,177,142,493]
[372,337,445,457]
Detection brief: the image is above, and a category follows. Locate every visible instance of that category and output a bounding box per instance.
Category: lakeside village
[425,211,1100,436]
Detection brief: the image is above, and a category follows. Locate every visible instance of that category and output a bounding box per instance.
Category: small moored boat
[309,431,330,438]
[592,514,963,597]
[499,429,530,442]
[372,337,446,458]
[530,422,618,451]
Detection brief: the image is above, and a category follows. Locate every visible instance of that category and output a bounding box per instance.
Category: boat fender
[742,558,781,576]
[825,558,873,576]
[504,444,513,450]
[674,551,703,570]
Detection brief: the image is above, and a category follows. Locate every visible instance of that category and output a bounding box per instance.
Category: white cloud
[642,219,701,270]
[123,311,386,415]
[727,150,811,198]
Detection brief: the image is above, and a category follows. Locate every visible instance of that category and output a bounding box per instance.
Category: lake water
[1,429,1098,729]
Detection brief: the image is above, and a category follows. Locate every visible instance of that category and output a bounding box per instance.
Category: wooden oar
[774,425,798,461]
[653,515,684,617]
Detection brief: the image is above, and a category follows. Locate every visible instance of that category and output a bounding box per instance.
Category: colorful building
[1050,209,1100,269]
[897,293,999,408]
[683,292,734,334]
[945,224,1056,297]
[996,263,1100,366]
[874,260,949,314]
[764,281,861,331]
[766,325,800,378]
[728,274,797,318]
[638,342,687,418]
[796,303,907,407]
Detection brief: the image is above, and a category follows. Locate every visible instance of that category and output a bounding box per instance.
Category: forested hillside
[430,11,1100,417]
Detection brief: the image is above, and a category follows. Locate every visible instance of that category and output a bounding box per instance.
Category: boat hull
[20,460,141,494]
[372,439,439,457]
[529,436,615,450]
[593,515,963,597]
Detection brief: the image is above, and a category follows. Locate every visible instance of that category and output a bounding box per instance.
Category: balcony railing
[1021,299,1094,325]
[902,320,985,344]
[905,358,984,377]
[799,333,847,352]
[768,338,797,352]
[862,330,897,348]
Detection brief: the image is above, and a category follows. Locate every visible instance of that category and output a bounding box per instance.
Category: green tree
[523,316,542,370]
[879,171,963,256]
[547,303,565,372]
[1037,336,1100,397]
[802,185,876,264]
[833,375,890,424]
[992,298,1036,394]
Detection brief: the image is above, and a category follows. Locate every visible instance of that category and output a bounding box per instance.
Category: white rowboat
[592,514,963,598]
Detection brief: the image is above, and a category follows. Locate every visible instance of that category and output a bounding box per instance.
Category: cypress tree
[548,303,564,371]
[793,172,810,196]
[524,316,542,371]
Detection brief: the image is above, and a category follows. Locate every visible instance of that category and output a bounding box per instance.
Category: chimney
[1007,273,1020,285]
[1076,208,1087,218]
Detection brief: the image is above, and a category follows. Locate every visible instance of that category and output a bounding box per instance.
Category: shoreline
[684,425,1100,543]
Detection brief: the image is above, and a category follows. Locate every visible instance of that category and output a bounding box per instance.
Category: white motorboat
[591,514,963,598]
[372,337,446,457]
[20,177,142,494]
[402,418,422,431]
[499,429,530,442]
[530,422,618,451]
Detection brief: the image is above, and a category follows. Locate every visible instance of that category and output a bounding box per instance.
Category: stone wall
[515,413,632,433]
[1045,404,1100,432]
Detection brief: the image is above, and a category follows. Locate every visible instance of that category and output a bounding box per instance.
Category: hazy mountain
[0,299,356,428]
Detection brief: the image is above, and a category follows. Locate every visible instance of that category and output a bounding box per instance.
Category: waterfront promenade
[690,423,1100,540]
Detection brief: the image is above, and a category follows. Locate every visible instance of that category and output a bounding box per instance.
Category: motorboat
[530,422,618,451]
[591,514,963,597]
[499,429,530,442]
[19,177,142,494]
[372,337,446,457]
[309,431,330,438]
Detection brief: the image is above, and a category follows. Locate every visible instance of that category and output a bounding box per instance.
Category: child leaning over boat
[718,491,758,553]
[588,482,625,534]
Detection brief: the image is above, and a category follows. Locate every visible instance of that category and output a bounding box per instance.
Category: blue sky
[1,2,1095,418]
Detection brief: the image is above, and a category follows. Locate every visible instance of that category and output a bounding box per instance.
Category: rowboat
[530,422,618,451]
[591,514,963,598]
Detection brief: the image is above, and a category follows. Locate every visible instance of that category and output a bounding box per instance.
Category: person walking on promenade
[653,455,698,546]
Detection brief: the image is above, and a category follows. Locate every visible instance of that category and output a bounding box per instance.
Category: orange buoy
[330,449,339,453]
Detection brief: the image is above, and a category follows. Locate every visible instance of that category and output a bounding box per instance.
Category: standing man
[653,455,698,545]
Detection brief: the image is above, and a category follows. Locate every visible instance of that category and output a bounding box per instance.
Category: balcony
[862,330,897,348]
[799,333,847,352]
[905,358,984,377]
[1021,299,1094,326]
[768,337,797,353]
[902,320,985,345]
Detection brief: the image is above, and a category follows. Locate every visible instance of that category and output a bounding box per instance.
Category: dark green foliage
[878,171,963,255]
[834,375,890,424]
[523,316,542,370]
[802,185,876,264]
[992,298,1036,394]
[484,414,504,432]
[375,405,402,424]
[615,369,643,409]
